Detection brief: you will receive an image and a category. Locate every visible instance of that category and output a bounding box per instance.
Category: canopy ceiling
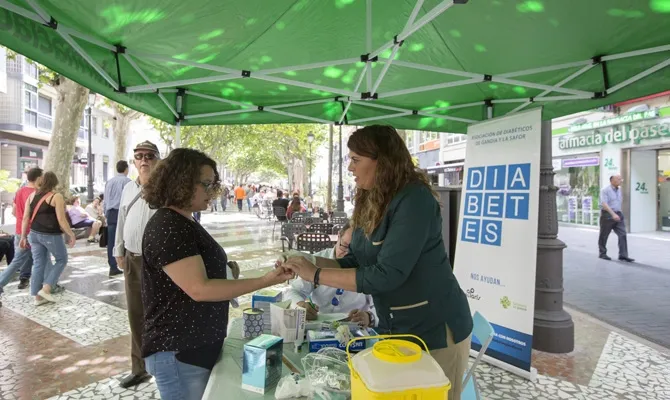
[0,0,668,133]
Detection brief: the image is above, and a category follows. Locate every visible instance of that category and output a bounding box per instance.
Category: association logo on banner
[461,163,531,246]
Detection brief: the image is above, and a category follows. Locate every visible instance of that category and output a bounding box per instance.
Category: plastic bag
[275,374,312,399]
[301,348,351,395]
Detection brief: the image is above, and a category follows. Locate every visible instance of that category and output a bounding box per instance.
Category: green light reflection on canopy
[260,56,273,64]
[516,1,544,13]
[194,44,209,51]
[276,21,286,30]
[246,18,258,26]
[513,86,527,95]
[198,54,217,64]
[323,102,340,119]
[650,0,670,13]
[549,18,560,27]
[409,43,424,52]
[174,66,194,76]
[449,29,461,38]
[335,0,356,8]
[488,84,499,89]
[278,85,288,91]
[474,44,487,52]
[227,82,245,90]
[607,9,644,18]
[199,29,224,41]
[324,66,344,78]
[310,89,333,97]
[285,71,298,76]
[100,6,165,33]
[221,88,235,97]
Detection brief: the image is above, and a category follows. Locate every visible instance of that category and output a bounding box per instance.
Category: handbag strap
[28,192,53,227]
[125,191,143,218]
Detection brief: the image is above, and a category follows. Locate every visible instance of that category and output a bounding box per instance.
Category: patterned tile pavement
[0,211,668,399]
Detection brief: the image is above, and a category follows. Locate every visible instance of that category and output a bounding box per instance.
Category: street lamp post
[307,132,314,197]
[86,92,96,204]
[336,125,344,212]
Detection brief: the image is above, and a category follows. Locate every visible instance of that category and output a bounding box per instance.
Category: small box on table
[252,289,283,332]
[241,334,283,394]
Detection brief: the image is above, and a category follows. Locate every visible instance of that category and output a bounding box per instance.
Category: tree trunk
[327,124,333,211]
[286,160,293,192]
[44,77,89,193]
[112,106,141,164]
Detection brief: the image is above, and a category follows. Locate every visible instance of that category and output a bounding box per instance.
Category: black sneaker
[17,278,29,289]
[109,270,123,278]
[619,256,635,262]
[599,255,612,260]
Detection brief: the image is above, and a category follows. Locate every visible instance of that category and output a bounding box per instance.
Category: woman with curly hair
[141,148,293,399]
[283,125,473,400]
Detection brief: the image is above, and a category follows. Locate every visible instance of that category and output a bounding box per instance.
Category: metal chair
[291,214,306,224]
[296,232,332,254]
[263,203,273,221]
[308,223,334,234]
[332,224,344,235]
[331,216,349,225]
[280,223,307,251]
[272,206,288,238]
[461,312,495,400]
[332,211,347,219]
[304,216,323,225]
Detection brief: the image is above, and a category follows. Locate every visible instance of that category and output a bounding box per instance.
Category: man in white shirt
[283,222,377,328]
[114,141,160,389]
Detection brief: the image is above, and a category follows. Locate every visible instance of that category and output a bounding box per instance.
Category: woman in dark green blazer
[284,125,473,399]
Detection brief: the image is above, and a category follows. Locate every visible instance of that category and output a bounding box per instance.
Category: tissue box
[307,329,373,353]
[241,334,283,394]
[270,301,306,343]
[252,289,283,332]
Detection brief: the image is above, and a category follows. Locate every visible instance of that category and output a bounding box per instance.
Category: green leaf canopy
[0,0,668,132]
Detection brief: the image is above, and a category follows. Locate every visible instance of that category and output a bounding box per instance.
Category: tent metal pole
[491,77,593,97]
[23,0,119,90]
[370,0,455,59]
[0,0,42,23]
[186,109,257,120]
[602,44,670,62]
[370,0,424,95]
[251,74,359,98]
[366,0,373,92]
[338,64,370,124]
[349,112,413,124]
[498,60,591,78]
[272,99,335,109]
[352,101,408,113]
[336,125,345,212]
[123,53,179,119]
[126,74,239,93]
[257,58,359,75]
[175,122,181,149]
[379,78,480,98]
[417,112,476,123]
[389,60,481,79]
[264,108,333,124]
[607,58,670,94]
[486,104,493,119]
[533,96,591,102]
[61,27,116,52]
[126,51,239,74]
[508,63,596,115]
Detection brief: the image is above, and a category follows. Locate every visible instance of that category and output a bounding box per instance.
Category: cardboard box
[252,289,283,332]
[241,334,283,394]
[270,301,306,343]
[307,329,372,353]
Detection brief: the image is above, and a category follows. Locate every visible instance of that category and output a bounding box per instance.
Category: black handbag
[99,226,108,247]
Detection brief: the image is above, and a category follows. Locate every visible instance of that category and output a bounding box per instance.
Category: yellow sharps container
[346,335,451,399]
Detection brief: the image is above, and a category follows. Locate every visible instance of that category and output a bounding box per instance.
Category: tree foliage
[0,170,21,194]
[149,119,327,188]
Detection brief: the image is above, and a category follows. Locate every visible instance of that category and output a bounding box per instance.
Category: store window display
[554,157,601,226]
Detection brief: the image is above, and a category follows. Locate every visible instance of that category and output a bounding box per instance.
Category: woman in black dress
[141,148,293,400]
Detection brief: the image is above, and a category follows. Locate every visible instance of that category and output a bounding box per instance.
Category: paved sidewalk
[560,224,670,349]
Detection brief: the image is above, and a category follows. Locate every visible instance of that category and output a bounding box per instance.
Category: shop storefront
[553,108,670,233]
[426,161,464,186]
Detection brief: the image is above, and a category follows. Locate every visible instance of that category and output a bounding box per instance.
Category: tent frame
[1,0,668,128]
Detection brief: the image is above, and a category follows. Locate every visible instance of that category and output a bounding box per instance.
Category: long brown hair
[290,197,302,212]
[348,125,434,236]
[37,171,59,194]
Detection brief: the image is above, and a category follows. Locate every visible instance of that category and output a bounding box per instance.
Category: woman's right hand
[19,237,28,249]
[262,266,294,285]
[297,301,319,320]
[67,234,76,248]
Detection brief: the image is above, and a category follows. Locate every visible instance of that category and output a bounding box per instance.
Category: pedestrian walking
[220,186,229,211]
[598,174,635,262]
[104,161,131,277]
[234,184,245,211]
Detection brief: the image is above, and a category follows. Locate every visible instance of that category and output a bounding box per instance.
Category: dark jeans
[193,212,201,222]
[106,209,120,273]
[221,198,227,211]
[599,211,628,258]
[237,199,243,211]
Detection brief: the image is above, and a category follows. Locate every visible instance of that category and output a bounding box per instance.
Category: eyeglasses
[134,153,156,161]
[199,181,220,192]
[331,288,344,306]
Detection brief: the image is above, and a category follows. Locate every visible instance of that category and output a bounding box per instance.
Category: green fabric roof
[0,0,668,132]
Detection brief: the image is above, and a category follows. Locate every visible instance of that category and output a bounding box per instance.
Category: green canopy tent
[0,0,668,144]
[1,0,669,361]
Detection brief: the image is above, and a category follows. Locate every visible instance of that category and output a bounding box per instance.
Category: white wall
[600,144,622,189]
[629,150,657,233]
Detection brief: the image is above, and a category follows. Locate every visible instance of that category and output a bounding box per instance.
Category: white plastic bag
[275,374,312,399]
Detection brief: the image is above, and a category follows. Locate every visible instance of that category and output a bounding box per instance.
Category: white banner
[453,108,542,376]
